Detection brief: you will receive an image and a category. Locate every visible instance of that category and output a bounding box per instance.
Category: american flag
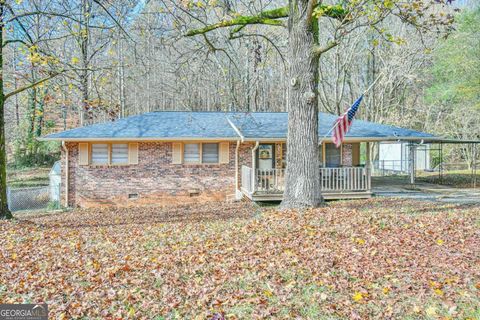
[332,95,363,148]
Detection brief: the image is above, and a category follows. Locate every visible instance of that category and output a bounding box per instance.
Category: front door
[257,144,275,170]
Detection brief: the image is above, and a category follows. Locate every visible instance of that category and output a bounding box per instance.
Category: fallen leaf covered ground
[1,198,479,319]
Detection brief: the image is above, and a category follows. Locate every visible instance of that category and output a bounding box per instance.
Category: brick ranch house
[40,111,444,207]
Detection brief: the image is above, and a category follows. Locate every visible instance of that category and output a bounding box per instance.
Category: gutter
[240,136,448,143]
[37,136,241,142]
[40,136,435,143]
[235,141,240,196]
[40,135,472,144]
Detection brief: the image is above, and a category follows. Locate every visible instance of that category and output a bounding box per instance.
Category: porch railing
[320,167,370,192]
[256,168,285,193]
[241,165,254,194]
[241,165,371,195]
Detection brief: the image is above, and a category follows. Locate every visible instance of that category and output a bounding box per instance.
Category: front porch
[241,166,372,201]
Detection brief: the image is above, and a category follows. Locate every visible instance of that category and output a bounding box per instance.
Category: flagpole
[319,73,384,146]
[363,72,383,96]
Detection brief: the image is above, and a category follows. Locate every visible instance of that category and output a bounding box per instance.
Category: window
[184,143,200,163]
[202,143,219,163]
[180,143,221,164]
[325,143,341,167]
[80,143,137,166]
[112,144,128,164]
[91,144,109,164]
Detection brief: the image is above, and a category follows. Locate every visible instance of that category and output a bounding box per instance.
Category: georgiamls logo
[0,303,48,320]
[31,305,47,317]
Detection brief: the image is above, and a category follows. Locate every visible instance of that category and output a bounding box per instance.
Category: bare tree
[179,0,454,208]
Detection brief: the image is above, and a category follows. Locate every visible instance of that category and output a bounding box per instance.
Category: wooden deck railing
[241,166,371,195]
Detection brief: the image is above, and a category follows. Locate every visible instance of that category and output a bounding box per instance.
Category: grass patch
[7,166,50,188]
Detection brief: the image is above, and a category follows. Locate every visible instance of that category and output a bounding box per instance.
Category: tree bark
[281,0,322,208]
[0,3,13,219]
[80,0,91,125]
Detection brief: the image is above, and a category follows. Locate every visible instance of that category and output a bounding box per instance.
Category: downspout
[251,141,260,192]
[227,116,245,199]
[62,141,69,208]
[235,140,240,197]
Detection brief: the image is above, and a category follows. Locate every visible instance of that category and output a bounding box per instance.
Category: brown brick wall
[342,144,353,166]
[275,143,285,169]
[62,141,253,208]
[61,140,356,207]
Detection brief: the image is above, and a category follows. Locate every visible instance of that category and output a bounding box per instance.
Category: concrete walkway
[372,177,480,204]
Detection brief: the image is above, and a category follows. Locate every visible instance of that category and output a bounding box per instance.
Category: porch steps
[225,194,238,203]
[322,191,373,200]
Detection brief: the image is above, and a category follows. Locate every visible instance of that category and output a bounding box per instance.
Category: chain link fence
[7,184,61,212]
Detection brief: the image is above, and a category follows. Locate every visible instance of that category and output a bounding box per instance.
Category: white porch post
[409,143,416,185]
[365,142,371,168]
[366,142,371,192]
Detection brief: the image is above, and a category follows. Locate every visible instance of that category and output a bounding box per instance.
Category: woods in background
[2,0,478,165]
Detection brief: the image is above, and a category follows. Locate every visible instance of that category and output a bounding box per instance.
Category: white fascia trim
[37,137,241,142]
[242,136,440,143]
[40,135,469,144]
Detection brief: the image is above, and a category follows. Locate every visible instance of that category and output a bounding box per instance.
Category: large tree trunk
[0,4,12,219]
[281,0,322,208]
[0,96,10,219]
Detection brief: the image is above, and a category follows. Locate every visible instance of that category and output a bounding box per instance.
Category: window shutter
[219,142,229,164]
[128,143,139,165]
[78,143,89,165]
[172,142,182,164]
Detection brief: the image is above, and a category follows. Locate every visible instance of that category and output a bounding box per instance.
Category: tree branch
[185,5,348,37]
[185,7,288,36]
[92,0,135,43]
[2,39,28,48]
[5,11,113,29]
[313,40,339,57]
[229,32,287,70]
[4,72,62,101]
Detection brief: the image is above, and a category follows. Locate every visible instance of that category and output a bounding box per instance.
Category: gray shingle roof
[43,112,239,140]
[41,111,435,141]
